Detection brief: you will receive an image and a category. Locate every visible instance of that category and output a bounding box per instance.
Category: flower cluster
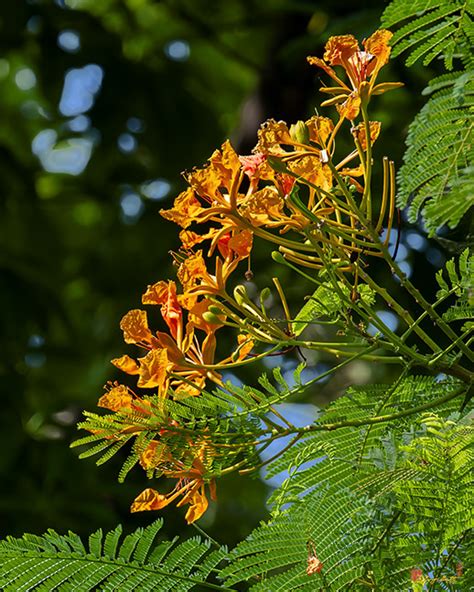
[87,30,400,523]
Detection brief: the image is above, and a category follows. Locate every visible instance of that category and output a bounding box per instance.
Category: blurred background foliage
[0,0,446,547]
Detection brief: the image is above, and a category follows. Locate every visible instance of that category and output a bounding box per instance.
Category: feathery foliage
[381,0,474,69]
[382,0,474,235]
[0,520,229,592]
[2,2,473,591]
[396,70,474,234]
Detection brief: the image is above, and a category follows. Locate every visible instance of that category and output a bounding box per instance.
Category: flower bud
[202,311,222,324]
[290,120,310,144]
[233,284,248,306]
[271,251,286,264]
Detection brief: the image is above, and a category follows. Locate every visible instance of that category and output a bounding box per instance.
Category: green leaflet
[291,281,375,336]
[436,248,474,326]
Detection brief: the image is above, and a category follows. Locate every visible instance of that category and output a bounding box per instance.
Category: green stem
[328,158,474,362]
[361,104,372,218]
[399,286,459,342]
[303,229,426,363]
[191,524,222,549]
[293,383,467,434]
[428,327,473,367]
[357,266,441,354]
[370,510,402,555]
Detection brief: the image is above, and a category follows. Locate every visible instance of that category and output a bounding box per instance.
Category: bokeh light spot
[15,68,37,90]
[164,40,190,61]
[120,191,144,223]
[405,231,427,252]
[59,64,103,116]
[127,117,144,133]
[58,30,81,53]
[141,178,170,200]
[67,114,90,132]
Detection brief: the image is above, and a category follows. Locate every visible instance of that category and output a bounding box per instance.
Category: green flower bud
[233,284,248,306]
[290,120,310,145]
[202,311,222,324]
[271,251,286,264]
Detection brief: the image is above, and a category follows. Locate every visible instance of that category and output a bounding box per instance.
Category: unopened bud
[290,120,310,145]
[271,251,286,264]
[208,305,224,315]
[260,287,271,303]
[202,311,222,324]
[233,284,248,305]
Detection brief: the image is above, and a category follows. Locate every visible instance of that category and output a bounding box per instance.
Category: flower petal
[137,348,171,390]
[184,488,209,524]
[130,488,170,512]
[353,121,381,150]
[288,155,332,191]
[160,188,203,229]
[98,384,133,412]
[240,186,284,227]
[255,119,292,154]
[324,34,359,66]
[120,309,153,345]
[305,115,334,146]
[111,355,140,375]
[363,29,393,74]
[228,229,253,258]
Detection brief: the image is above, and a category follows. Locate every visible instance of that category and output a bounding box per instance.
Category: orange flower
[98,383,134,412]
[184,140,242,206]
[308,29,402,119]
[111,354,139,375]
[306,540,323,576]
[139,440,173,470]
[239,187,285,227]
[352,120,381,151]
[410,568,423,582]
[142,280,182,341]
[131,447,217,523]
[137,348,172,390]
[113,273,228,399]
[160,188,203,229]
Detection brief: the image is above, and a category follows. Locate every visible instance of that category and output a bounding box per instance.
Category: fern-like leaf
[396,71,474,234]
[381,0,474,68]
[0,520,229,592]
